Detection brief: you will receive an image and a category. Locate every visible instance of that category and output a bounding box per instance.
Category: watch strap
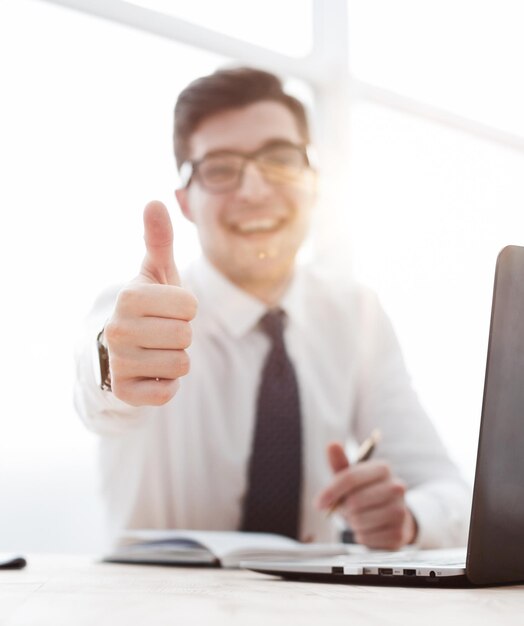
[97,328,112,392]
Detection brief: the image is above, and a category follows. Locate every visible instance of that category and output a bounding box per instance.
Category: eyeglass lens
[196,144,308,192]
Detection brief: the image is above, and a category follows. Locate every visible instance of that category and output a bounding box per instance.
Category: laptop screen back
[467,245,524,585]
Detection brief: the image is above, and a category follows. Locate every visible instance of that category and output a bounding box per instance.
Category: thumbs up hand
[103,201,197,406]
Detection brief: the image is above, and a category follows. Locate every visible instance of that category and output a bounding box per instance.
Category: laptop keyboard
[353,548,466,567]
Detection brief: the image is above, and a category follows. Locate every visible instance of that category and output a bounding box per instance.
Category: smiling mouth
[229,216,286,235]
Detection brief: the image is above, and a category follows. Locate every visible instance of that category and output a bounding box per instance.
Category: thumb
[327,441,350,474]
[139,200,180,286]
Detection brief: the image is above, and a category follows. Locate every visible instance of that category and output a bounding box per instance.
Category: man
[75,67,470,548]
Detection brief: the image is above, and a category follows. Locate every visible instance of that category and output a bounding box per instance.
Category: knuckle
[177,322,192,348]
[185,292,198,319]
[390,504,406,525]
[113,378,180,407]
[173,287,197,319]
[174,351,190,377]
[390,527,404,546]
[103,320,121,344]
[150,384,177,406]
[110,380,137,406]
[378,461,391,480]
[116,286,140,312]
[392,479,406,496]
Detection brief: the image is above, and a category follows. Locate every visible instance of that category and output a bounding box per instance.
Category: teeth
[235,218,281,233]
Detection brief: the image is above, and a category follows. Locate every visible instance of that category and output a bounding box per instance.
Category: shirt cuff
[405,484,470,549]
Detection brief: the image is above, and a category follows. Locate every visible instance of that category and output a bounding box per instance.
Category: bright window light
[346,100,524,477]
[125,0,313,57]
[348,0,524,136]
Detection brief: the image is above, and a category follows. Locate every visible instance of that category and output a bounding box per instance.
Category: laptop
[244,245,524,587]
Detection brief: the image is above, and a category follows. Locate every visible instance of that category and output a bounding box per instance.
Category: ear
[175,188,194,223]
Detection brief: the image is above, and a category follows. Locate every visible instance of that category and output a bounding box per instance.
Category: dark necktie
[240,309,303,539]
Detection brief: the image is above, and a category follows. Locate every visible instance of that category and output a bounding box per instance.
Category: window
[344,1,524,474]
[125,0,313,57]
[348,0,524,135]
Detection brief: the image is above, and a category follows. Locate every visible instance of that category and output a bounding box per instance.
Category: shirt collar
[190,256,308,338]
[280,266,308,331]
[192,257,265,338]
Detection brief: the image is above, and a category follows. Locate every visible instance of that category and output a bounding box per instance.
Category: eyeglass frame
[178,140,317,193]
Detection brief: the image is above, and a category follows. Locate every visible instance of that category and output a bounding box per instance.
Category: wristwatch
[96,328,112,391]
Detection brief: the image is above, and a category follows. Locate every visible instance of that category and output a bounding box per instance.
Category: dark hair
[173,66,310,168]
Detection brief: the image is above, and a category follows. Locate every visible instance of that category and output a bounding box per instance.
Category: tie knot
[259,309,286,343]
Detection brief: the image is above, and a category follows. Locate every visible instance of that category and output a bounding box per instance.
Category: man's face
[176,101,316,294]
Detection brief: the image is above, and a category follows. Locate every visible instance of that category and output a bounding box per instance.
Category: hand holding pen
[326,429,381,517]
[315,429,419,550]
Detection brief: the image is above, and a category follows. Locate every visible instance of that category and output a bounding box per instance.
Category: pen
[326,428,381,517]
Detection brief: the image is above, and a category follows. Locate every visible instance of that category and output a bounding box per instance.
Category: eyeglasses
[179,140,314,194]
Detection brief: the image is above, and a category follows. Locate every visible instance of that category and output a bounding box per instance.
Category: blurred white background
[0,0,523,553]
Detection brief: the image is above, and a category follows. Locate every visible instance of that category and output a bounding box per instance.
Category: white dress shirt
[75,257,471,546]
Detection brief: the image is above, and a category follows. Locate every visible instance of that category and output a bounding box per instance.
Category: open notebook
[103,530,350,568]
[244,246,524,586]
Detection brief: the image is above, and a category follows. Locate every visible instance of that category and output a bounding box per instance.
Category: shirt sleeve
[73,285,157,435]
[351,288,471,548]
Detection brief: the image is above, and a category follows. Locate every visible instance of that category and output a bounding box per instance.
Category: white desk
[2,555,524,626]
